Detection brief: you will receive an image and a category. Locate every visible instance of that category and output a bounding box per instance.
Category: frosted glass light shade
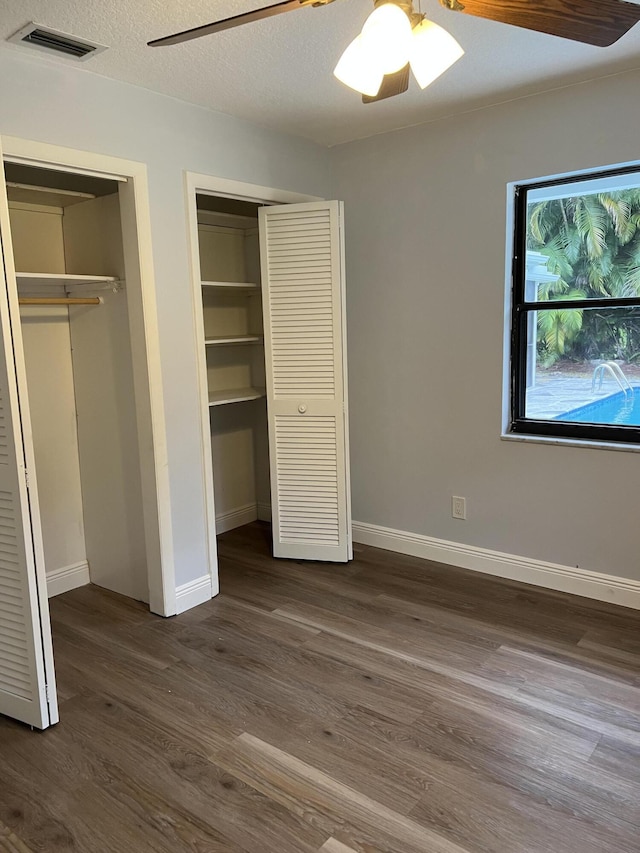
[361,3,413,74]
[334,35,385,96]
[409,19,464,89]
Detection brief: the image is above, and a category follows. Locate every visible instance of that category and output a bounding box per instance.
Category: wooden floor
[2,523,640,852]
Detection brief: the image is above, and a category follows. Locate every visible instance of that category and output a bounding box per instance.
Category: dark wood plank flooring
[1,522,640,852]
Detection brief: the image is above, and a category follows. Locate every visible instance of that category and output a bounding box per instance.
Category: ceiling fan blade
[362,64,410,104]
[148,0,310,47]
[439,0,640,47]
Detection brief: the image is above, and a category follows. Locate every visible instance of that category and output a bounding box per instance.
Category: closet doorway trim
[184,171,322,596]
[2,136,176,616]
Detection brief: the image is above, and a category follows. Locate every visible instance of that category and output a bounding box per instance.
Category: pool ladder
[592,361,633,396]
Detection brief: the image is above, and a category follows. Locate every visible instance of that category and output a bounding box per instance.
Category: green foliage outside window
[527,190,640,365]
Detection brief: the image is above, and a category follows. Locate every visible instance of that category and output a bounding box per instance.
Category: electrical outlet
[452,496,466,520]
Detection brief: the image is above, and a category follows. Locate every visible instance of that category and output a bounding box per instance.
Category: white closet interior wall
[244,228,270,516]
[197,198,271,532]
[20,304,86,575]
[7,168,149,601]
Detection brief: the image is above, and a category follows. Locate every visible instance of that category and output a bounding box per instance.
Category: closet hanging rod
[18,297,101,306]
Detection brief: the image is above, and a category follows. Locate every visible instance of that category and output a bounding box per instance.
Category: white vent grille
[8,23,108,62]
[263,208,336,398]
[275,415,340,546]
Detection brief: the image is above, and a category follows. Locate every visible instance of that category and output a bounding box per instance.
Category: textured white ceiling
[2,0,640,146]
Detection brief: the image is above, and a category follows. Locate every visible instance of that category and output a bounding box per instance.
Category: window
[509,165,640,444]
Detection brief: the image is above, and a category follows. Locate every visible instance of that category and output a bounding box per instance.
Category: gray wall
[4,44,639,588]
[0,47,332,589]
[331,69,640,581]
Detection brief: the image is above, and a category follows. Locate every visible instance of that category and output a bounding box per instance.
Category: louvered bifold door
[0,152,58,729]
[259,201,352,562]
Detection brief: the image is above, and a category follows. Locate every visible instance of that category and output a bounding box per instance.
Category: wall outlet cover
[452,495,466,520]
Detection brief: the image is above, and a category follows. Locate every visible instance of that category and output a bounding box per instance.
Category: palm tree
[527,189,640,363]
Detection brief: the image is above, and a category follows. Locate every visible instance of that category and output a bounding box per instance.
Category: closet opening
[188,172,352,602]
[5,159,163,609]
[195,192,272,545]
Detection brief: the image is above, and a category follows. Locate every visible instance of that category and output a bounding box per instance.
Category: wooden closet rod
[18,297,101,306]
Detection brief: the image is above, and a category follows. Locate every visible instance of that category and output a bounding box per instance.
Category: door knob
[298,404,307,414]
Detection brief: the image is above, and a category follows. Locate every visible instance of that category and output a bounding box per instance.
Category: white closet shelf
[208,387,266,407]
[205,334,263,346]
[7,182,96,209]
[196,210,257,228]
[16,273,119,287]
[201,281,259,289]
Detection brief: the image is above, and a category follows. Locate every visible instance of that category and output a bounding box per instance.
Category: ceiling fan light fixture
[409,18,464,89]
[334,35,385,96]
[334,2,463,101]
[360,3,413,74]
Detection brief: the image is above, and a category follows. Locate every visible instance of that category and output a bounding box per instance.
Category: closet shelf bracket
[64,280,124,297]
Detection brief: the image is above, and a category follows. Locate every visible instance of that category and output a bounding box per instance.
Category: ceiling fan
[148,0,640,103]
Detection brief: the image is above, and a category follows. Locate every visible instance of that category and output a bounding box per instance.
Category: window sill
[500,432,640,453]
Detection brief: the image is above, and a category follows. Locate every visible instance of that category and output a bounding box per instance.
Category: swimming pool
[557,386,640,425]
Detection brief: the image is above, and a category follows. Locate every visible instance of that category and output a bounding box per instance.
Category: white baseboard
[352,521,640,611]
[175,574,213,614]
[46,561,90,598]
[257,501,272,522]
[216,503,258,534]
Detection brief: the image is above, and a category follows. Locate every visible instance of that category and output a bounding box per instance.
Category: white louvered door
[0,148,58,729]
[259,201,352,562]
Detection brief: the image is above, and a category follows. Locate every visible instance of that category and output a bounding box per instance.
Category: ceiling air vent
[8,23,108,62]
